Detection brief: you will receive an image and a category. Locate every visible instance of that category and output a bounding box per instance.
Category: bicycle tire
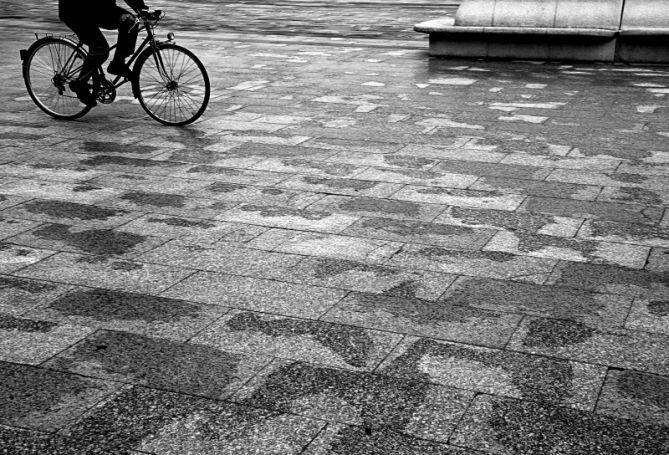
[23,37,92,120]
[134,43,210,126]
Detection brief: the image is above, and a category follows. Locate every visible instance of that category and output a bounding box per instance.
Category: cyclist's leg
[63,20,110,83]
[103,7,138,77]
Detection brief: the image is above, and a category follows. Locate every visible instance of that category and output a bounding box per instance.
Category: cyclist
[58,0,150,106]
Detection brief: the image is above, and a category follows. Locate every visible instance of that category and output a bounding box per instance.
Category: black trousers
[62,6,138,80]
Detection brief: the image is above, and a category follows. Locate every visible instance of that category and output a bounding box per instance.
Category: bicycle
[20,10,210,126]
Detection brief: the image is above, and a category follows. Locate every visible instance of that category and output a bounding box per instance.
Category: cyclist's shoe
[107,61,133,79]
[69,79,97,107]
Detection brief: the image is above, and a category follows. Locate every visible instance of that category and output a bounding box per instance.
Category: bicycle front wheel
[23,37,92,120]
[135,43,210,126]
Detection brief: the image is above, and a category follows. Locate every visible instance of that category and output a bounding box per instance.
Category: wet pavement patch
[82,141,157,155]
[47,288,201,323]
[48,330,252,398]
[617,370,669,409]
[358,218,474,237]
[551,262,669,295]
[31,223,147,256]
[522,318,595,348]
[120,191,186,208]
[339,198,422,217]
[0,314,57,333]
[303,176,378,190]
[312,258,396,279]
[19,200,127,221]
[419,246,518,263]
[225,312,373,368]
[648,300,669,316]
[207,182,246,193]
[0,276,56,293]
[240,204,330,220]
[79,155,174,168]
[147,216,215,228]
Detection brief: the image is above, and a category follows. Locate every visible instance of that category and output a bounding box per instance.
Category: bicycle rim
[24,38,91,120]
[136,44,210,126]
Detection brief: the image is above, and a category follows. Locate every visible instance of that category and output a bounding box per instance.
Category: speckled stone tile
[22,287,227,341]
[75,154,189,176]
[547,169,669,192]
[323,292,520,348]
[435,159,551,180]
[341,217,495,249]
[646,247,669,272]
[598,185,669,206]
[0,313,93,364]
[450,394,669,455]
[286,257,456,299]
[57,138,165,158]
[162,271,346,318]
[397,144,504,163]
[46,330,271,399]
[484,230,650,268]
[233,360,473,442]
[8,223,168,259]
[0,361,120,431]
[190,182,323,209]
[352,167,477,188]
[216,203,359,233]
[392,186,526,211]
[547,261,669,299]
[192,310,401,370]
[138,239,302,279]
[303,424,475,455]
[61,386,325,454]
[0,193,28,210]
[443,277,632,328]
[519,196,664,225]
[85,172,212,195]
[469,176,601,201]
[276,175,403,198]
[624,298,669,335]
[0,217,41,240]
[0,179,123,204]
[248,229,402,263]
[0,425,85,455]
[435,206,583,237]
[0,199,143,229]
[0,276,72,317]
[500,153,620,171]
[322,151,439,170]
[0,242,55,274]
[171,164,291,186]
[378,337,606,410]
[387,244,555,283]
[595,369,669,426]
[508,317,669,375]
[15,253,193,294]
[96,190,238,220]
[249,157,364,178]
[577,219,669,248]
[308,195,445,223]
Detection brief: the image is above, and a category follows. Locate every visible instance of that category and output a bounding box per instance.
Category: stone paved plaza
[1,1,669,453]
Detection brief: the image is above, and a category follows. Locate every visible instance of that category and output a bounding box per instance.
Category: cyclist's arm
[123,0,149,13]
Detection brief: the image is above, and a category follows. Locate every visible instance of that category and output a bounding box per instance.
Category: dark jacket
[59,0,147,23]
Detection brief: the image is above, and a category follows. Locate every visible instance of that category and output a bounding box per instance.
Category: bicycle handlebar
[138,9,164,22]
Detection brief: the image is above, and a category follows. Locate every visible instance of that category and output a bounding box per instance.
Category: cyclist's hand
[138,9,162,21]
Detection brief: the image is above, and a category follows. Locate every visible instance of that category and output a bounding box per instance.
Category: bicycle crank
[96,79,117,104]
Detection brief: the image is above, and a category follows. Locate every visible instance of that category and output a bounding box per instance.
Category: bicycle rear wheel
[135,43,210,126]
[23,37,92,120]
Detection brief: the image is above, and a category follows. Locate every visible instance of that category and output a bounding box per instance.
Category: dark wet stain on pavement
[120,191,186,208]
[32,223,147,256]
[522,318,595,348]
[20,200,127,221]
[0,314,57,333]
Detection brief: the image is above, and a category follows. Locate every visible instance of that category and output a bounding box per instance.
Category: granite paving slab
[0,193,27,210]
[435,159,551,180]
[250,157,365,179]
[308,195,446,222]
[8,223,168,259]
[37,385,325,454]
[378,337,606,410]
[507,317,669,375]
[321,151,439,171]
[393,186,526,211]
[233,359,473,442]
[443,277,633,328]
[0,313,93,364]
[302,424,474,455]
[646,247,669,272]
[46,330,271,400]
[0,242,55,274]
[0,179,123,205]
[352,167,477,188]
[387,244,556,283]
[84,172,213,195]
[138,239,302,279]
[469,176,601,201]
[519,196,664,225]
[216,203,360,233]
[21,287,227,341]
[499,153,621,171]
[75,154,189,176]
[450,394,669,455]
[0,425,87,455]
[189,182,323,208]
[624,297,669,335]
[435,206,583,237]
[323,292,521,348]
[0,216,40,241]
[276,174,403,198]
[162,271,347,318]
[191,310,402,371]
[171,164,291,186]
[1,199,144,229]
[97,190,239,220]
[547,261,669,299]
[15,253,193,294]
[248,229,402,263]
[597,185,669,206]
[0,276,72,317]
[0,362,120,432]
[547,168,669,192]
[398,143,504,163]
[54,139,166,159]
[577,219,669,248]
[285,256,456,299]
[595,369,669,426]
